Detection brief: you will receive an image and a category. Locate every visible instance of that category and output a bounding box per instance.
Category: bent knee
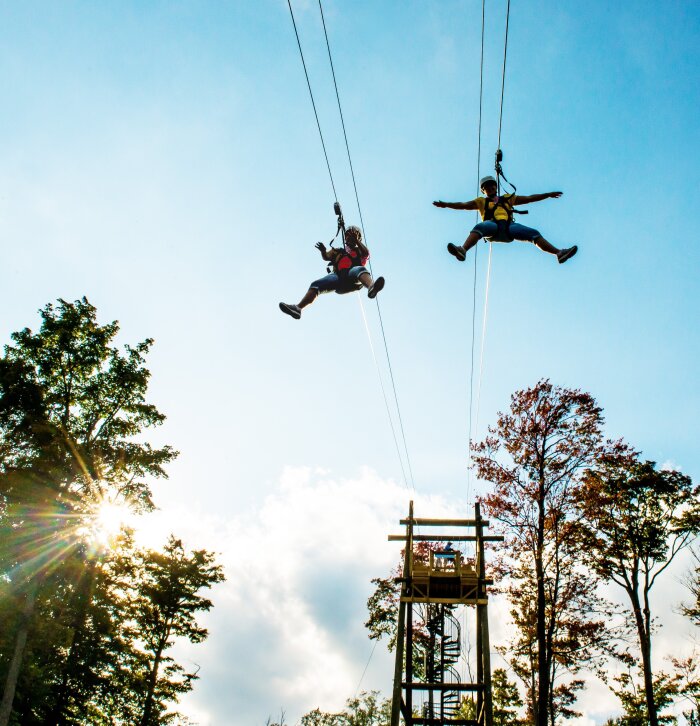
[472,222,496,238]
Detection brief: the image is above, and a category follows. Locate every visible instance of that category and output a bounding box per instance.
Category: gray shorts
[310,266,368,294]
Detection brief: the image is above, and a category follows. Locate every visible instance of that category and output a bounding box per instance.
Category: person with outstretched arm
[434,175,578,264]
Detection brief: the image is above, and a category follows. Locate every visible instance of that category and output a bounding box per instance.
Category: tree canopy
[0,298,223,725]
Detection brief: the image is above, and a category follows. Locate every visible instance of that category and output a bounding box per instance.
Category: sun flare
[92,499,132,545]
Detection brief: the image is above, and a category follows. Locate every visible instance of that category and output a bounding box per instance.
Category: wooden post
[391,501,414,726]
[476,503,484,723]
[406,602,413,725]
[428,607,435,721]
[479,603,493,726]
[476,503,493,726]
[391,599,406,726]
[476,602,484,722]
[440,606,446,721]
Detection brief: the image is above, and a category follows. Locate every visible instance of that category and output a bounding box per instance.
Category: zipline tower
[388,502,502,726]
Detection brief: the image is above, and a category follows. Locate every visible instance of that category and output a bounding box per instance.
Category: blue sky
[1,1,699,723]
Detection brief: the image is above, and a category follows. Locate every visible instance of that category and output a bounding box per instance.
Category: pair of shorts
[310,266,368,295]
[471,221,541,241]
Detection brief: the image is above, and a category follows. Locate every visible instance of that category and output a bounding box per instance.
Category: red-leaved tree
[474,380,615,726]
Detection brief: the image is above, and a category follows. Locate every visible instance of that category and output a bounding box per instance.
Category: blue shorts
[310,266,368,295]
[471,221,541,241]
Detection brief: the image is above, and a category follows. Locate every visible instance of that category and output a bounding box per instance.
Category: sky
[0,0,699,723]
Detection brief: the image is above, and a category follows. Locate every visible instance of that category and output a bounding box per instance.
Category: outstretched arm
[513,191,562,205]
[433,200,479,210]
[315,242,331,261]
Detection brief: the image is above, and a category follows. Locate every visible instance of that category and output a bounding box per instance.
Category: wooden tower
[388,502,502,726]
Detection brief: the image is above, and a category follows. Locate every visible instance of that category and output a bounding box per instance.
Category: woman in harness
[433,175,578,264]
[279,225,385,320]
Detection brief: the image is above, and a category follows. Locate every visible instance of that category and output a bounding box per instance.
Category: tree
[491,668,524,725]
[365,542,443,681]
[577,452,700,726]
[670,655,700,726]
[681,548,700,628]
[135,536,225,726]
[0,357,67,725]
[605,668,678,725]
[0,298,177,724]
[454,669,524,725]
[474,380,613,726]
[299,691,391,726]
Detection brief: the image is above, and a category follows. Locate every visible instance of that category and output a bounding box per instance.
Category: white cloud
[130,467,421,724]
[661,459,683,472]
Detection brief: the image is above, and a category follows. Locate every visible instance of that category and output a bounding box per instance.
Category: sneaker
[557,245,578,264]
[279,302,301,319]
[447,243,467,262]
[368,277,385,299]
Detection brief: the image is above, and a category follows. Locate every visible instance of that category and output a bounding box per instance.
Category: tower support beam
[390,502,496,726]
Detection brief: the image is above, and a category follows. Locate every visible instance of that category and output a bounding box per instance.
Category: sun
[91,498,133,546]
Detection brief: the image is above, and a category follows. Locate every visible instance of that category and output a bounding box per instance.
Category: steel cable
[318,0,416,491]
[286,0,339,202]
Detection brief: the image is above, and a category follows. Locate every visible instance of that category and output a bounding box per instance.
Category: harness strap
[329,201,346,249]
[484,195,516,224]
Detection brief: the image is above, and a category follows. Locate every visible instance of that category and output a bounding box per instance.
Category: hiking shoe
[447,243,467,261]
[279,302,301,319]
[557,245,578,264]
[368,277,385,299]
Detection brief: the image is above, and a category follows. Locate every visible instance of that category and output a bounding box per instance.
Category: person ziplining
[433,173,578,264]
[279,223,385,320]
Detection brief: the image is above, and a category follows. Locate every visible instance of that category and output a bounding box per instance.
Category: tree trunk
[536,489,549,726]
[0,581,38,726]
[44,558,97,726]
[629,587,658,726]
[140,636,167,726]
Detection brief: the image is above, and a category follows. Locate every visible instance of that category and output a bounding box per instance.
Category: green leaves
[3,297,177,510]
[578,455,700,588]
[299,691,392,725]
[0,298,222,725]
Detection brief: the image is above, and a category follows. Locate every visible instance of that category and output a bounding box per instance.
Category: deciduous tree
[299,691,391,725]
[135,536,224,726]
[0,298,176,723]
[474,380,612,726]
[365,542,442,680]
[670,655,700,726]
[577,452,700,726]
[681,549,700,628]
[604,668,678,725]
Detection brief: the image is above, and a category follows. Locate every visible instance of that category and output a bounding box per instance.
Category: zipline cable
[353,639,379,699]
[466,0,486,505]
[475,0,511,448]
[318,0,416,491]
[464,0,487,687]
[357,296,411,490]
[318,0,364,234]
[497,0,512,152]
[474,242,493,442]
[285,0,414,494]
[372,299,416,490]
[286,0,339,202]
